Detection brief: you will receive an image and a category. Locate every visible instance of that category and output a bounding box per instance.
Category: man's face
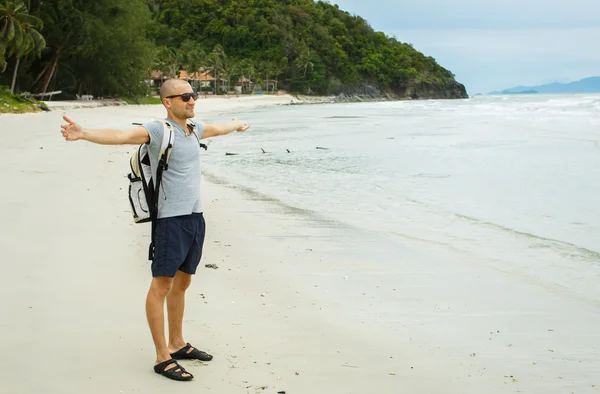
[165,83,196,119]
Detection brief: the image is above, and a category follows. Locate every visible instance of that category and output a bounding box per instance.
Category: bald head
[160,79,191,99]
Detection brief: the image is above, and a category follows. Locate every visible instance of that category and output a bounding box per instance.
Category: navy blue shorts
[151,213,206,278]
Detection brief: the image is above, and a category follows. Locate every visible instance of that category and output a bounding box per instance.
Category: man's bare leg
[146,276,193,379]
[166,270,192,353]
[146,276,191,378]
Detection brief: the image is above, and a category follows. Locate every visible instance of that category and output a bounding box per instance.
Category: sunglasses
[166,92,198,102]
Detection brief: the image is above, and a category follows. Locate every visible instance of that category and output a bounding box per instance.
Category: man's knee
[172,271,192,292]
[150,276,174,298]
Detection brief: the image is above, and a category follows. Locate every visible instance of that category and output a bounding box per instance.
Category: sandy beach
[0,96,599,394]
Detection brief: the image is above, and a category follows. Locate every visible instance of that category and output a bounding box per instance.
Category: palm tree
[272,58,288,91]
[154,46,180,80]
[294,47,314,79]
[238,58,256,93]
[262,60,272,92]
[221,56,241,95]
[0,0,46,93]
[179,40,206,91]
[33,0,82,94]
[206,45,225,94]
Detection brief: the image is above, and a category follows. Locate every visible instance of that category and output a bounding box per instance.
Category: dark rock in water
[332,83,383,100]
[391,80,469,100]
[324,80,468,102]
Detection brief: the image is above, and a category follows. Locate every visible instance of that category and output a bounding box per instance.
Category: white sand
[0,97,599,393]
[41,93,306,111]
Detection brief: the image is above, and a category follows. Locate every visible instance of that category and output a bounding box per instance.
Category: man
[60,79,250,381]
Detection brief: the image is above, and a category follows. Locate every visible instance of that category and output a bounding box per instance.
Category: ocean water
[200,94,600,302]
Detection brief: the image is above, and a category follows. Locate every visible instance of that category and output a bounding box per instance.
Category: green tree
[238,58,256,93]
[271,57,287,91]
[0,0,467,100]
[294,46,314,79]
[154,46,180,79]
[33,0,82,94]
[205,44,225,94]
[178,39,206,89]
[0,0,46,93]
[221,55,241,94]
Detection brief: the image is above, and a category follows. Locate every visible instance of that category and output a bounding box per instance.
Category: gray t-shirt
[142,118,205,219]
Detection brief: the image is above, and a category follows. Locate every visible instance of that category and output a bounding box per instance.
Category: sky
[327,0,600,94]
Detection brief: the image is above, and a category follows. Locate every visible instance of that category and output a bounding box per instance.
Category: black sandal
[170,343,213,361]
[153,359,194,381]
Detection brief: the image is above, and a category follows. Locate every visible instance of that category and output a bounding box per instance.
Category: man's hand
[232,118,251,133]
[61,116,84,141]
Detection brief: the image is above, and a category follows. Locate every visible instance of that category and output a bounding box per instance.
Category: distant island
[489,77,600,95]
[501,89,538,95]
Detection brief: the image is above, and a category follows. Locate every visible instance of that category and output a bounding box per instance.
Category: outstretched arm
[61,115,150,145]
[201,117,251,139]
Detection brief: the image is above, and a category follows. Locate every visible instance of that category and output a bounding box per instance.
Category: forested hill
[0,0,468,100]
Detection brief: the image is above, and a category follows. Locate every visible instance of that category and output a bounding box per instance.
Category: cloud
[327,0,600,30]
[391,27,600,93]
[326,0,600,93]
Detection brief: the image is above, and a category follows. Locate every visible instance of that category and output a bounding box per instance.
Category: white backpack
[126,119,205,260]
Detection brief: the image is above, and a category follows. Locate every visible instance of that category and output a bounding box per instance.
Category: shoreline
[1,91,470,115]
[1,103,598,393]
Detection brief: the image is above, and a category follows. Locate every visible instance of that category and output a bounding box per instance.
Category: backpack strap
[187,120,208,150]
[160,121,175,168]
[148,120,175,261]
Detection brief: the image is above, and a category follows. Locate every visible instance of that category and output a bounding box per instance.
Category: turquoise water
[200,94,600,302]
